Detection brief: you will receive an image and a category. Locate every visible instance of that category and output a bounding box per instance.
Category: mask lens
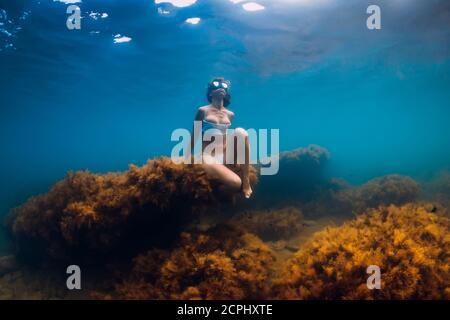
[221,82,229,89]
[212,81,220,87]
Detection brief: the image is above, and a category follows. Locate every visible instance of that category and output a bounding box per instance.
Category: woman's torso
[200,105,234,156]
[201,104,234,125]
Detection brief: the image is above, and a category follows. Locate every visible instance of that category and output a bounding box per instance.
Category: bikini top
[202,119,231,135]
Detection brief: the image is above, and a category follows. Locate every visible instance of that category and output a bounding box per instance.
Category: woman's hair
[206,77,231,107]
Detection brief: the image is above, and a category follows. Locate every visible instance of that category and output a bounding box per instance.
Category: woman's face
[210,79,230,101]
[211,87,226,100]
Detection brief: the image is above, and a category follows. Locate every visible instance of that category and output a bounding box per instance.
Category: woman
[191,77,253,198]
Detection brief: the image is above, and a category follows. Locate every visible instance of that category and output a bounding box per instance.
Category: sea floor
[1,153,448,299]
[0,213,350,300]
[267,215,350,271]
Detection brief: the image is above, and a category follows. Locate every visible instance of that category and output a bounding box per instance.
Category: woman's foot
[242,179,253,199]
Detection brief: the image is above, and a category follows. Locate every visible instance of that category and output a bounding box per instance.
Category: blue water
[0,0,449,228]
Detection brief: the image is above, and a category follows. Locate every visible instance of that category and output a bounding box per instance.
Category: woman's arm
[189,108,204,160]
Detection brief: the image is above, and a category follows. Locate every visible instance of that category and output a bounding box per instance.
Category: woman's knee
[234,127,248,139]
[226,174,242,191]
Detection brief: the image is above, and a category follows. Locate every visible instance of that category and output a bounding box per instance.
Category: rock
[285,245,299,252]
[270,240,287,251]
[0,255,19,276]
[302,220,317,227]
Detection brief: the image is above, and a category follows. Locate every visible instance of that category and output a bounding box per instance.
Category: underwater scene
[0,0,449,300]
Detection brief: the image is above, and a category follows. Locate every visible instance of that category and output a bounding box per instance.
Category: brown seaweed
[6,157,257,263]
[95,224,275,300]
[273,203,450,299]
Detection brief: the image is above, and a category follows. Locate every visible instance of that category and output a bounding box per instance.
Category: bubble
[0,9,29,51]
[0,9,7,22]
[0,29,12,37]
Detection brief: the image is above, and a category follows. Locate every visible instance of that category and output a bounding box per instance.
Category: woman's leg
[202,154,242,192]
[233,128,252,198]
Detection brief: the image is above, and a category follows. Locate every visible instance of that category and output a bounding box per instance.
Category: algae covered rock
[332,174,420,214]
[6,157,258,263]
[98,224,276,300]
[273,203,450,299]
